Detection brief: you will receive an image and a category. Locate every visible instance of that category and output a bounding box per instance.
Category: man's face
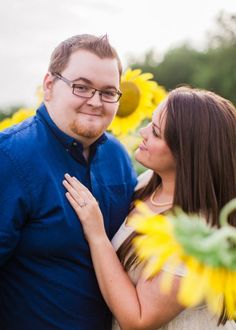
[43,50,120,147]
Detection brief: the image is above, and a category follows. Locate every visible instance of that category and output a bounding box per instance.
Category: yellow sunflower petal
[0,118,12,131]
[130,201,236,318]
[108,68,167,136]
[0,87,40,131]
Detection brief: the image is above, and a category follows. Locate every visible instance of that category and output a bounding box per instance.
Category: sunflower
[129,200,236,319]
[108,68,167,136]
[0,108,36,131]
[117,133,142,156]
[0,86,43,131]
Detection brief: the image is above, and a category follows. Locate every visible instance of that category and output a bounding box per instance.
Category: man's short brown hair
[48,34,122,77]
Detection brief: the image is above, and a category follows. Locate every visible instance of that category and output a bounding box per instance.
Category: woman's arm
[63,174,184,330]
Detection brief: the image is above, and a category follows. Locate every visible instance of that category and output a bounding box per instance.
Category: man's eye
[74,85,90,92]
[102,90,117,97]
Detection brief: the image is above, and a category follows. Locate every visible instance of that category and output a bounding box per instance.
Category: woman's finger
[64,173,94,200]
[63,180,88,207]
[64,173,85,192]
[65,192,83,217]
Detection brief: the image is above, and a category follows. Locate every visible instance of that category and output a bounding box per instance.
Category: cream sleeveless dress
[111,170,236,330]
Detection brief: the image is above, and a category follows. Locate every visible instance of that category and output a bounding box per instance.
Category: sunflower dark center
[117,81,141,118]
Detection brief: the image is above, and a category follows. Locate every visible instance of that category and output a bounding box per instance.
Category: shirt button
[72,142,77,146]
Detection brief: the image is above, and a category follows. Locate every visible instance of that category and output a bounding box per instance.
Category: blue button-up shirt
[0,104,137,330]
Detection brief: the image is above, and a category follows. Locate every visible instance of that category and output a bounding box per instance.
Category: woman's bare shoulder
[135,169,153,190]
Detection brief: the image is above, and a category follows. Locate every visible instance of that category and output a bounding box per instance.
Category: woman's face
[135,103,176,175]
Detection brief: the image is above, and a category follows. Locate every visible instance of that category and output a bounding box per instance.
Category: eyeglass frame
[52,72,122,103]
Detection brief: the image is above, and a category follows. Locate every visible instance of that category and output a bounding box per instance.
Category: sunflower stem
[219,198,236,227]
[194,227,236,252]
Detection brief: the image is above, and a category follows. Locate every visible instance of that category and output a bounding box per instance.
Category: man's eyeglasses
[52,73,122,103]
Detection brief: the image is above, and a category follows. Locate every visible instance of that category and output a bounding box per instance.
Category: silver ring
[80,200,88,208]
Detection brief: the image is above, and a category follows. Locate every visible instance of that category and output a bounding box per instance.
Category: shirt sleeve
[0,149,30,266]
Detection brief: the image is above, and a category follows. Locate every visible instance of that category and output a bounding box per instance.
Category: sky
[1,0,236,108]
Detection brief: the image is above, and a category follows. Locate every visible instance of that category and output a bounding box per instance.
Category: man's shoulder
[101,133,137,183]
[105,132,121,143]
[102,132,134,164]
[104,132,127,152]
[0,116,39,154]
[0,115,36,138]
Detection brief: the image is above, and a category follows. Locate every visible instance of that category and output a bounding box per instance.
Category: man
[0,34,137,330]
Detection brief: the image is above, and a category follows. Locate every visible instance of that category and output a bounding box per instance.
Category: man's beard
[69,119,105,139]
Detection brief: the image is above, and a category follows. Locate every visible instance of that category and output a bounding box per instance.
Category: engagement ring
[80,200,88,208]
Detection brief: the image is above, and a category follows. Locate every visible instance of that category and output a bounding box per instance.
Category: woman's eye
[152,127,159,137]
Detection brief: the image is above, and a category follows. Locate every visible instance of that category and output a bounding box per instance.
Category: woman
[63,87,236,329]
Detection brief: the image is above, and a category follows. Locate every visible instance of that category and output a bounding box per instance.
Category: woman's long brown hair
[117,87,236,324]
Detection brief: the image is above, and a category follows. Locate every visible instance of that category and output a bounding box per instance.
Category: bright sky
[1,0,235,108]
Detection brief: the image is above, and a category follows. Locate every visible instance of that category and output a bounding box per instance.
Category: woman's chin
[134,150,146,167]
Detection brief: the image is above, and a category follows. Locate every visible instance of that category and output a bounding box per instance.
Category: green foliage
[207,11,236,48]
[0,105,24,120]
[129,11,236,104]
[192,45,236,103]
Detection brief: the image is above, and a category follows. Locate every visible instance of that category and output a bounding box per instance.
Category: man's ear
[43,72,54,101]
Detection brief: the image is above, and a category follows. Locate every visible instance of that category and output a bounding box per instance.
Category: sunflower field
[0,69,167,174]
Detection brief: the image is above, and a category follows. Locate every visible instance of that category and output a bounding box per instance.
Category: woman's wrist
[86,230,109,247]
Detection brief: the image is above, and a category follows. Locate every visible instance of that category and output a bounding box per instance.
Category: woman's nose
[139,125,149,139]
[139,127,145,138]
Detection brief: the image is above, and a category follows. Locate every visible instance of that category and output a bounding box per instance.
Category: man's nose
[86,90,103,107]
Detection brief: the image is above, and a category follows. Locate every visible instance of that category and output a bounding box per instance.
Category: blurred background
[1,0,235,173]
[1,0,235,111]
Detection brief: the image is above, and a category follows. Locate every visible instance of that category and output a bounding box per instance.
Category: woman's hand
[63,173,106,243]
[63,176,183,330]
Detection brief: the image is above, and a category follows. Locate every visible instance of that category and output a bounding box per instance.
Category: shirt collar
[36,103,108,151]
